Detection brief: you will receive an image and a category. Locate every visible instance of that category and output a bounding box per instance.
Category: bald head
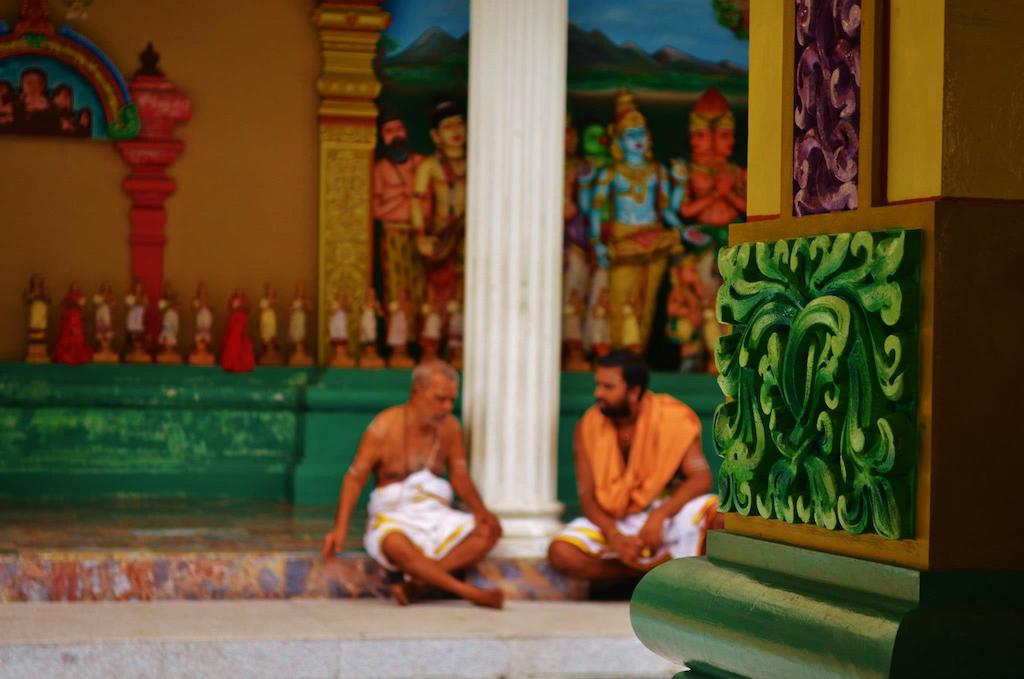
[410,360,459,423]
[412,360,459,389]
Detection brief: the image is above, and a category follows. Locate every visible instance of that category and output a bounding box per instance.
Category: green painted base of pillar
[631,532,1024,679]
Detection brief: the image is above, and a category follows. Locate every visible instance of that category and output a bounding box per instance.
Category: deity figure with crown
[668,87,746,372]
[589,89,682,351]
[670,88,746,280]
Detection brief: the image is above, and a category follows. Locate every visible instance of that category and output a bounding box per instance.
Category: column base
[490,505,564,558]
[631,531,1024,679]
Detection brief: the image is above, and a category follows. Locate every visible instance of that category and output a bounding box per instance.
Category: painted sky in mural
[381,0,468,52]
[570,0,748,67]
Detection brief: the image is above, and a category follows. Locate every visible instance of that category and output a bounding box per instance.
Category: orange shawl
[581,392,702,518]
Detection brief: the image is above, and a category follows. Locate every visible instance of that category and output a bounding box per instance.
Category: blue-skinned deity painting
[565,0,749,373]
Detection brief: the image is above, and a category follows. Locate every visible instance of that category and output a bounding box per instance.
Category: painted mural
[372,0,469,367]
[0,1,139,140]
[371,0,748,373]
[563,0,749,373]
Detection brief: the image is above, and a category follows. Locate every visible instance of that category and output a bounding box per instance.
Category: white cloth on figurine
[160,308,179,345]
[423,312,442,341]
[195,306,213,341]
[329,309,348,342]
[360,308,377,343]
[387,311,407,347]
[588,310,610,346]
[289,307,306,343]
[95,304,112,339]
[563,304,583,342]
[126,305,145,333]
[553,494,718,564]
[364,468,476,571]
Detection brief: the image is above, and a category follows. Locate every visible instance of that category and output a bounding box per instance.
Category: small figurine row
[561,285,649,372]
[332,286,464,370]
[22,276,289,369]
[22,274,464,371]
[24,276,173,366]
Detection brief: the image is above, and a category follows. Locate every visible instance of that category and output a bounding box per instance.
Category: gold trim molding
[314,1,388,361]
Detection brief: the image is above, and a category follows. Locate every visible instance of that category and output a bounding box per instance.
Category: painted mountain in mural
[380,28,469,90]
[381,24,746,96]
[567,26,742,76]
[566,24,747,96]
[384,27,467,66]
[651,46,747,76]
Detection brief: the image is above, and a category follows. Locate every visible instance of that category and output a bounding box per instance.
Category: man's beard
[381,137,411,164]
[598,399,631,419]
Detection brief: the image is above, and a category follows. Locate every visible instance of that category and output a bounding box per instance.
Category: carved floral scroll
[713,229,919,539]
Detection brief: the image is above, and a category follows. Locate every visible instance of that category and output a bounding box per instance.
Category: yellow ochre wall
[887,0,944,202]
[746,1,783,217]
[0,0,320,360]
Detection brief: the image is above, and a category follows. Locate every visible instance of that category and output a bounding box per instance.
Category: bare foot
[468,586,504,610]
[389,582,411,606]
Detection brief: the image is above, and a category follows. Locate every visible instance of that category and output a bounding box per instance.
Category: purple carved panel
[793,0,861,215]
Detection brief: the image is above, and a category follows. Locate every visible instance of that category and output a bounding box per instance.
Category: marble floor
[0,599,680,678]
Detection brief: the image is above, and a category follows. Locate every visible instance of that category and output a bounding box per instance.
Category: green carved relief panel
[714,229,920,539]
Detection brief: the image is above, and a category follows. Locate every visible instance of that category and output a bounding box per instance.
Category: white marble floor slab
[0,599,681,679]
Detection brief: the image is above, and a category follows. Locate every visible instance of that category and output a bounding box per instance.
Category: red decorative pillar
[116,43,191,349]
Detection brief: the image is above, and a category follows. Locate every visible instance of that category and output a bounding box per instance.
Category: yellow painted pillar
[728,0,1024,572]
[313,1,388,362]
[632,2,1024,676]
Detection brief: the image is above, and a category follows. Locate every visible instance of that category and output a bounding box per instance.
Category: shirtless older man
[548,352,721,579]
[321,361,504,608]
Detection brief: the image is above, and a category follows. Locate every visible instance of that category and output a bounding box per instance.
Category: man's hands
[321,525,347,561]
[606,529,645,569]
[605,510,667,571]
[637,509,665,556]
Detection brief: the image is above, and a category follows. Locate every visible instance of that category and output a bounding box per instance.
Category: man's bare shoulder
[366,406,404,438]
[438,414,464,441]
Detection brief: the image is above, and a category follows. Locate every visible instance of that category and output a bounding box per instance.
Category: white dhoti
[364,468,476,571]
[553,494,718,564]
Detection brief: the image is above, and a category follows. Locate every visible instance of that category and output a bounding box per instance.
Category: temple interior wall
[0,0,320,360]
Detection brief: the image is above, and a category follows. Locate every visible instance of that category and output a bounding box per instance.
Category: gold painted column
[314,1,389,362]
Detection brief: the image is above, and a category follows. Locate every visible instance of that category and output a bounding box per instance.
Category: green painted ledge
[0,363,721,509]
[630,531,1024,679]
[294,368,723,508]
[0,363,316,409]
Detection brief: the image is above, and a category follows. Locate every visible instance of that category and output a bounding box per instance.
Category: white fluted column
[464,0,568,557]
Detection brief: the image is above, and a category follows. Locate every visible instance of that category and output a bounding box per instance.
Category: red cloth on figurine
[220,293,255,373]
[53,291,92,365]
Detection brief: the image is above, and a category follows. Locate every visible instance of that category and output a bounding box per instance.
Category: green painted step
[631,531,1024,679]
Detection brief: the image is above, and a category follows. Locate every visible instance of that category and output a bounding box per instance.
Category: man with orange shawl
[548,352,720,578]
